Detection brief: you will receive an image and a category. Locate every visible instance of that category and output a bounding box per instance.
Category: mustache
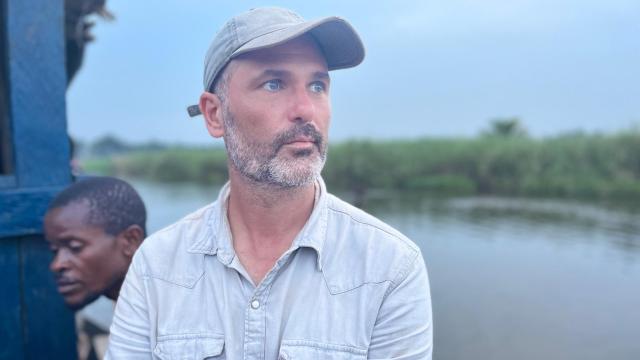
[272,123,323,151]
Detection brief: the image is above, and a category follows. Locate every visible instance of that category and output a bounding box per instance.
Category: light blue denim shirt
[106,178,433,359]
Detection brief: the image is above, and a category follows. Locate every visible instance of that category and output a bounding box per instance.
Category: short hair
[209,61,237,104]
[48,176,147,237]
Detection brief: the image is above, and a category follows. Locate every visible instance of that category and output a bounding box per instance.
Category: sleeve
[105,252,154,359]
[367,250,433,360]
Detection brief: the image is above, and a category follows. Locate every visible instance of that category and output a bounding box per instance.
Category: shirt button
[251,300,260,309]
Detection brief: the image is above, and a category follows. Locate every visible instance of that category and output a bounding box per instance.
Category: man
[45,176,147,359]
[107,7,432,359]
[45,176,147,310]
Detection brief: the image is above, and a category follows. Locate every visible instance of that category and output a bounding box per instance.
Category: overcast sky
[66,0,640,145]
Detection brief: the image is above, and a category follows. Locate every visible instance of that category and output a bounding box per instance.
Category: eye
[309,81,327,94]
[262,79,283,92]
[49,245,59,254]
[68,240,84,253]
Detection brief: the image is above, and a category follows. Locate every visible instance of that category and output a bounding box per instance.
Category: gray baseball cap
[187,7,365,117]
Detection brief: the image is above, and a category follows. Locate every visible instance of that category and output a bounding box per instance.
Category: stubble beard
[221,103,327,188]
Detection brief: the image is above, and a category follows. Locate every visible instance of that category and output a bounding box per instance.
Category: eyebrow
[260,69,288,79]
[313,71,330,81]
[48,235,85,245]
[258,69,330,81]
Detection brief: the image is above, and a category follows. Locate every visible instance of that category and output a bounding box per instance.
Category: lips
[274,123,324,151]
[285,137,315,145]
[56,278,82,295]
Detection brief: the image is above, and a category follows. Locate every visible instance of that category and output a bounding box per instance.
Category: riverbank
[82,131,640,201]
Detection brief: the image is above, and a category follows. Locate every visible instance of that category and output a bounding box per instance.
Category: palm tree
[484,117,528,138]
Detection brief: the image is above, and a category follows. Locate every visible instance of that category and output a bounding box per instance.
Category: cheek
[315,97,331,122]
[236,114,283,144]
[76,247,121,281]
[318,105,331,135]
[232,93,278,121]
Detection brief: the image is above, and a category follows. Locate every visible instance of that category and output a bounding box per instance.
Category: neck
[104,279,123,301]
[226,168,317,284]
[227,169,316,240]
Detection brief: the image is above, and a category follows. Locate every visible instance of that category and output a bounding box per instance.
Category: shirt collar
[187,177,328,271]
[292,177,328,271]
[186,182,232,261]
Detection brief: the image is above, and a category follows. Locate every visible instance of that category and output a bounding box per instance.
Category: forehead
[231,35,328,73]
[46,200,90,226]
[44,200,102,240]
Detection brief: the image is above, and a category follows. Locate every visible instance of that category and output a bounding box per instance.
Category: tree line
[83,125,640,201]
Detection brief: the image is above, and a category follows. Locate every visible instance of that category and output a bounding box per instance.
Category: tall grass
[82,131,640,200]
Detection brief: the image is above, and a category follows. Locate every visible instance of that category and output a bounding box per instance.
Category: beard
[221,103,327,188]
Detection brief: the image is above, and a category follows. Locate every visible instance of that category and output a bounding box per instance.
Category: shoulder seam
[327,204,418,251]
[386,249,420,296]
[326,205,397,238]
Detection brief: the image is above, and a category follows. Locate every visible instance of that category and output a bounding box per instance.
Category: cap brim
[188,16,365,117]
[233,16,365,71]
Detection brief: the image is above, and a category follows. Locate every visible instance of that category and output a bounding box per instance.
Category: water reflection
[355,193,640,258]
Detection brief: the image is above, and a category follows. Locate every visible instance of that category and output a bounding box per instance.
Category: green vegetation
[83,147,229,185]
[82,130,640,200]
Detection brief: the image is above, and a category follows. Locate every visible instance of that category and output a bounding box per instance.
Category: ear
[117,224,145,258]
[200,92,225,138]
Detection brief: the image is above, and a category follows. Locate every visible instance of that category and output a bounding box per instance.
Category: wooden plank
[6,0,70,188]
[0,186,64,239]
[1,0,76,358]
[0,174,17,188]
[0,0,11,177]
[21,235,77,358]
[0,238,24,359]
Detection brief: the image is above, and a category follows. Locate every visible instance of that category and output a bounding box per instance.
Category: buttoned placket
[208,181,324,359]
[241,248,297,360]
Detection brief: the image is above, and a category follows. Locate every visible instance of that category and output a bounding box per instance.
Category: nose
[288,86,316,123]
[50,250,70,273]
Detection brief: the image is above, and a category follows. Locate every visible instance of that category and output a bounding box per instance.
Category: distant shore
[82,131,640,201]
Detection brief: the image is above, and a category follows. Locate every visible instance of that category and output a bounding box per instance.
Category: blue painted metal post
[0,0,77,358]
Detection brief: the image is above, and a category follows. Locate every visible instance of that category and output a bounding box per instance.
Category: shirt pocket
[278,339,367,360]
[153,333,225,360]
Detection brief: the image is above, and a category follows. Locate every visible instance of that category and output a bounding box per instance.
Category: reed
[82,131,640,200]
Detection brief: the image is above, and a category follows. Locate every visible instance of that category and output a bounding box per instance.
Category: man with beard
[107,7,432,359]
